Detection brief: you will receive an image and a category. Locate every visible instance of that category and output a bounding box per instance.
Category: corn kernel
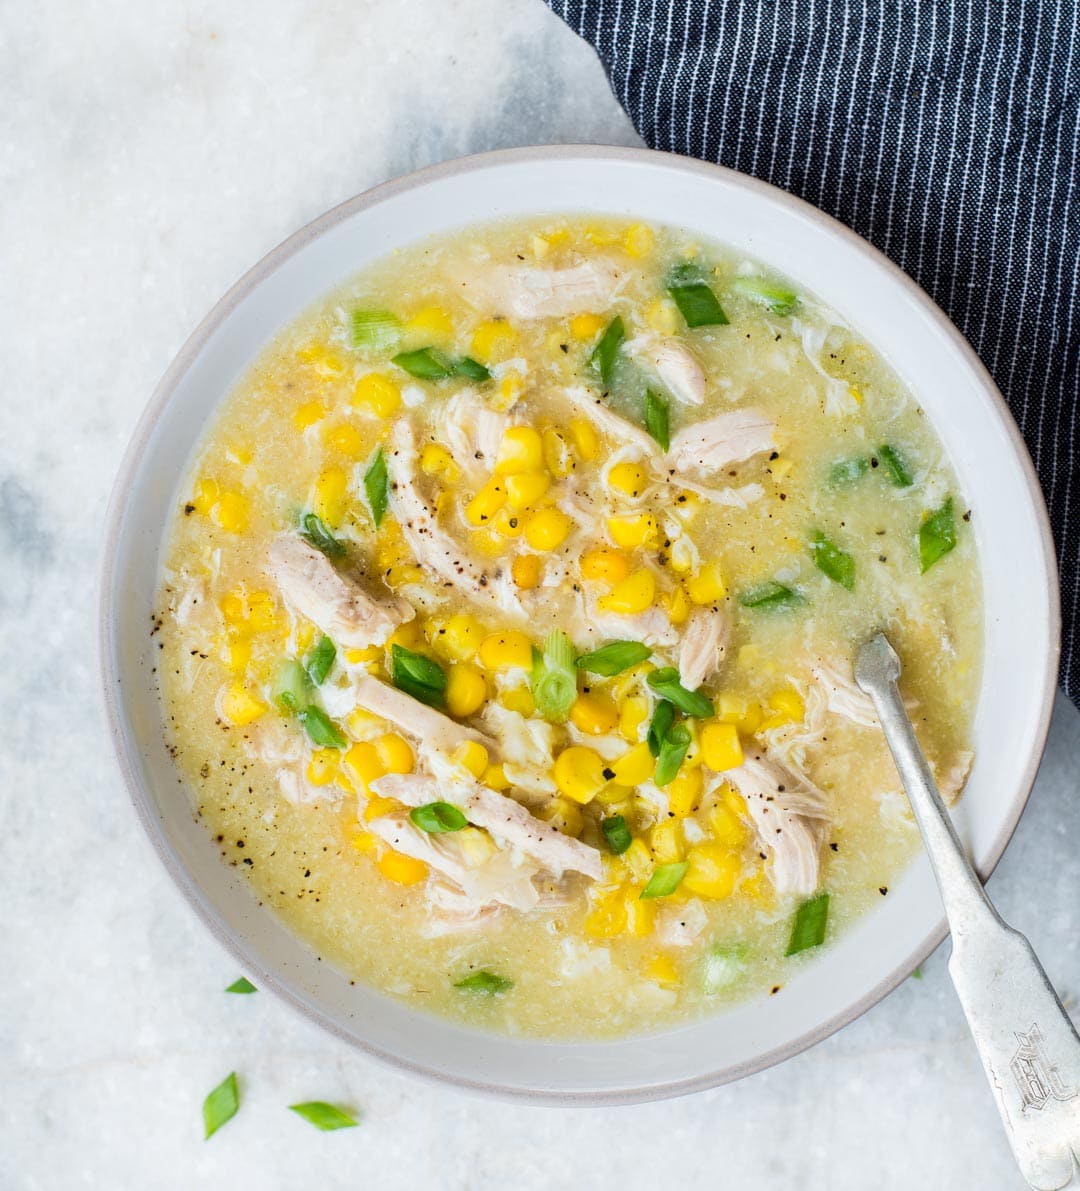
[420,443,456,477]
[650,820,684,864]
[707,800,750,848]
[539,795,585,837]
[440,614,483,661]
[219,685,266,726]
[190,477,219,516]
[492,507,525,539]
[293,400,327,431]
[580,547,631,584]
[553,746,608,804]
[479,630,533,671]
[768,688,805,724]
[313,467,349,528]
[465,476,507,526]
[349,827,378,854]
[623,839,653,882]
[611,741,655,786]
[682,842,741,900]
[569,312,606,340]
[452,739,489,779]
[700,722,745,772]
[494,426,544,475]
[505,471,550,511]
[624,887,656,935]
[455,826,496,866]
[352,372,401,418]
[483,762,510,790]
[848,385,863,405]
[687,561,727,604]
[664,584,692,626]
[570,418,599,462]
[501,686,535,716]
[511,552,542,590]
[570,691,619,736]
[769,456,794,481]
[364,794,399,821]
[524,507,572,552]
[495,370,524,411]
[645,296,679,334]
[645,953,680,985]
[584,887,629,938]
[306,748,340,786]
[607,513,659,550]
[343,646,382,668]
[378,850,428,885]
[607,462,648,498]
[619,696,650,742]
[405,305,453,339]
[345,706,384,736]
[342,741,386,791]
[245,591,277,633]
[220,591,247,625]
[667,766,703,818]
[376,733,414,775]
[595,782,635,806]
[225,637,252,672]
[325,422,365,456]
[599,568,656,615]
[298,342,345,374]
[717,694,764,735]
[471,319,515,362]
[212,491,248,534]
[541,427,575,477]
[446,664,486,717]
[623,222,656,258]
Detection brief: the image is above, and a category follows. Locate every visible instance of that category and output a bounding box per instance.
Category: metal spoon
[855,632,1080,1190]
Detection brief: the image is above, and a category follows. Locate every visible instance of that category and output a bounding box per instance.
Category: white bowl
[99,146,1059,1104]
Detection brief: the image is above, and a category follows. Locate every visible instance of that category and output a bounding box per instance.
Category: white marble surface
[2,1,1078,1186]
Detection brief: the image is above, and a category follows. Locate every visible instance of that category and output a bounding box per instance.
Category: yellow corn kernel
[569,312,606,340]
[664,584,692,626]
[650,820,684,864]
[553,746,607,804]
[645,953,681,985]
[570,418,599,462]
[455,826,496,866]
[767,688,805,724]
[298,341,345,374]
[504,471,550,511]
[769,456,794,482]
[687,561,727,605]
[707,799,750,848]
[523,507,572,552]
[716,693,764,735]
[607,513,659,550]
[190,477,219,516]
[376,733,414,775]
[439,614,483,661]
[483,762,510,791]
[682,842,741,900]
[541,427,575,478]
[500,685,535,716]
[225,637,252,672]
[570,691,619,736]
[295,623,316,655]
[445,664,486,717]
[348,827,378,854]
[611,741,655,787]
[622,839,653,883]
[313,467,349,528]
[645,296,679,334]
[599,569,656,615]
[378,850,428,886]
[494,426,544,475]
[420,443,455,477]
[219,591,247,626]
[306,748,340,787]
[585,886,629,938]
[624,887,656,935]
[607,462,648,498]
[848,385,863,405]
[478,630,533,671]
[242,591,274,633]
[491,507,524,540]
[464,476,507,526]
[452,739,489,779]
[511,552,541,590]
[352,372,402,418]
[667,766,703,818]
[494,369,523,412]
[212,491,248,534]
[345,706,384,737]
[364,794,399,822]
[540,795,585,838]
[700,722,745,772]
[293,400,327,431]
[405,305,453,339]
[622,222,656,258]
[220,685,266,726]
[325,422,365,456]
[470,318,515,362]
[342,741,386,792]
[343,646,381,668]
[580,547,631,584]
[595,782,635,807]
[619,696,650,742]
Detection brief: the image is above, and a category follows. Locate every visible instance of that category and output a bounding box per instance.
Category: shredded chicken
[455,258,624,319]
[666,408,777,474]
[678,605,730,690]
[351,672,497,754]
[809,659,880,728]
[655,899,709,946]
[438,391,512,481]
[244,719,334,807]
[560,384,657,453]
[423,882,501,936]
[937,749,974,805]
[624,333,707,405]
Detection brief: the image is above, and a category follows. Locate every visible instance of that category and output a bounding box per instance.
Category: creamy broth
[157,215,980,1038]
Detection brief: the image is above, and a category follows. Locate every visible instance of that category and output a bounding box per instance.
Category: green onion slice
[454,356,492,382]
[808,532,856,591]
[390,644,447,707]
[589,316,625,385]
[786,891,830,955]
[299,512,345,558]
[647,699,676,758]
[364,446,390,527]
[203,1072,240,1140]
[877,444,914,488]
[640,861,690,899]
[701,943,748,993]
[225,977,257,994]
[289,1101,359,1131]
[646,666,714,718]
[653,722,691,787]
[828,457,869,487]
[667,263,729,328]
[919,496,957,572]
[299,705,347,749]
[644,388,670,451]
[274,658,310,713]
[531,629,578,723]
[601,814,632,855]
[306,636,336,686]
[410,802,468,833]
[730,275,799,315]
[351,309,401,356]
[738,580,804,611]
[454,970,513,994]
[392,346,455,380]
[575,640,651,677]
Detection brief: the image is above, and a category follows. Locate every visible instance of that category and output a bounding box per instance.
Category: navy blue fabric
[545,0,1080,702]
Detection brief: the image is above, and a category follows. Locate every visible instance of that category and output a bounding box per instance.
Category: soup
[156,215,980,1038]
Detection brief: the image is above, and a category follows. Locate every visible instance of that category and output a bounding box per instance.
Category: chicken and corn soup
[158,216,979,1037]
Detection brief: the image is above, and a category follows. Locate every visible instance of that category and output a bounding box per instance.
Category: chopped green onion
[410,802,468,833]
[647,699,676,758]
[306,636,336,686]
[203,1071,240,1140]
[454,970,513,994]
[808,532,856,591]
[225,977,257,994]
[392,346,454,380]
[299,706,347,749]
[653,722,691,786]
[646,666,714,718]
[738,580,804,611]
[644,389,670,451]
[289,1102,359,1131]
[601,814,632,855]
[640,861,689,899]
[829,457,869,487]
[273,658,310,713]
[575,640,652,677]
[730,275,799,315]
[701,943,748,994]
[919,496,957,572]
[667,263,729,328]
[589,316,625,386]
[876,444,914,488]
[531,629,578,723]
[911,965,924,980]
[454,356,491,382]
[786,891,830,955]
[299,512,345,557]
[390,644,447,707]
[363,446,390,527]
[350,309,401,355]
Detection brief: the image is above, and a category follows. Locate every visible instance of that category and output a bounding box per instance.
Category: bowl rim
[98,143,1062,1105]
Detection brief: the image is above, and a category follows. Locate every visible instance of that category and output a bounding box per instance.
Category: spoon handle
[863,642,1080,1190]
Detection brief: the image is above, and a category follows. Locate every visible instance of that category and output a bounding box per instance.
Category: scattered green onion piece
[225,977,256,994]
[410,802,468,834]
[829,457,869,487]
[666,263,729,328]
[601,814,632,855]
[644,389,670,451]
[589,315,625,385]
[454,356,492,381]
[911,965,924,980]
[392,346,454,380]
[531,629,578,723]
[575,640,652,677]
[730,275,799,315]
[390,644,447,707]
[808,532,856,591]
[646,666,714,718]
[701,943,748,994]
[363,446,390,527]
[738,580,804,611]
[653,722,691,787]
[299,512,345,557]
[350,309,401,355]
[876,443,914,488]
[289,1102,359,1131]
[919,496,957,572]
[647,699,676,758]
[786,891,830,955]
[640,861,690,899]
[274,658,310,713]
[203,1072,240,1140]
[454,970,513,994]
[306,636,336,686]
[299,706,347,749]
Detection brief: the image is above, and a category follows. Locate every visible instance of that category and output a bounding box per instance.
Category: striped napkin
[545,0,1080,703]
